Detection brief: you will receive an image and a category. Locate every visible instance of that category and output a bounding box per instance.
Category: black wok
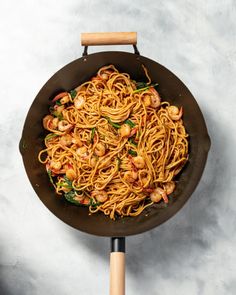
[19,32,210,294]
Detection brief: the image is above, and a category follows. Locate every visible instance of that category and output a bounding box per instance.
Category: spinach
[70,90,77,99]
[128,149,137,157]
[64,190,81,205]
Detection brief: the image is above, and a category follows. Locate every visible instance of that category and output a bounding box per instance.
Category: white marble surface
[1,0,236,294]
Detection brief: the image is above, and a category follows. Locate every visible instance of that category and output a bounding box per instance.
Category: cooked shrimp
[91,190,108,203]
[66,168,76,180]
[59,134,72,146]
[124,170,138,183]
[43,115,54,130]
[133,156,145,169]
[150,187,168,203]
[150,88,161,108]
[164,181,175,195]
[50,161,62,171]
[58,120,72,132]
[90,156,98,167]
[120,124,131,138]
[74,96,85,109]
[60,95,70,104]
[94,142,106,157]
[52,118,59,129]
[76,146,88,157]
[143,94,151,107]
[167,106,183,121]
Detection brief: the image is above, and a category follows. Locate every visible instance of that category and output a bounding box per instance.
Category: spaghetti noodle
[38,65,188,219]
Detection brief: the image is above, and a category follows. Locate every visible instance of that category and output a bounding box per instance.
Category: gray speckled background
[1,0,236,294]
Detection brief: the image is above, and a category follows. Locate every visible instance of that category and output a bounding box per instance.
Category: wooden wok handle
[110,238,125,295]
[81,32,137,46]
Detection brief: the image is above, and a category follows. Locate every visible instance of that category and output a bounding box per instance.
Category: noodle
[38,65,188,219]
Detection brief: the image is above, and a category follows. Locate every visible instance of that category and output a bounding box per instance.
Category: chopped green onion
[128,137,138,147]
[91,127,96,144]
[70,90,77,99]
[117,157,121,170]
[128,149,137,157]
[133,83,159,93]
[124,119,135,128]
[89,198,100,208]
[52,111,63,120]
[105,117,121,129]
[45,133,58,141]
[47,169,54,185]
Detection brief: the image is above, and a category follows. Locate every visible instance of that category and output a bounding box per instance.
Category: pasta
[38,65,189,219]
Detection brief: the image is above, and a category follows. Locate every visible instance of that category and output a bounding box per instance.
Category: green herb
[136,82,148,89]
[89,198,100,208]
[124,119,135,128]
[105,117,121,129]
[53,111,63,120]
[91,127,96,144]
[47,169,54,185]
[45,133,58,141]
[117,157,121,170]
[56,100,62,106]
[128,137,138,147]
[70,90,77,99]
[64,176,73,188]
[64,190,81,205]
[128,149,137,157]
[133,83,159,93]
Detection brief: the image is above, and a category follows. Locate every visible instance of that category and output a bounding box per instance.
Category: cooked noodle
[38,65,188,219]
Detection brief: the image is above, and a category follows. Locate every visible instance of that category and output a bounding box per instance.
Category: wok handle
[110,237,125,295]
[81,32,139,56]
[81,32,137,46]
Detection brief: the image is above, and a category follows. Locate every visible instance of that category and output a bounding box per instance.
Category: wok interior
[20,52,210,237]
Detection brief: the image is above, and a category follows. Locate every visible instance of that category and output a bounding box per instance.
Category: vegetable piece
[64,191,81,205]
[89,198,100,208]
[133,83,159,93]
[117,157,121,170]
[123,119,135,128]
[70,90,77,99]
[105,117,121,129]
[56,100,62,106]
[45,133,58,141]
[128,149,137,157]
[128,137,138,146]
[47,169,54,185]
[52,111,63,120]
[52,92,68,102]
[91,127,96,144]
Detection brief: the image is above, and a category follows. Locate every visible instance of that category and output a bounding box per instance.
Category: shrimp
[60,95,70,104]
[91,190,108,203]
[58,120,72,132]
[132,156,145,169]
[143,94,151,107]
[76,146,88,157]
[59,134,72,146]
[43,115,54,130]
[94,142,106,157]
[124,170,138,183]
[50,160,62,171]
[149,87,161,108]
[164,181,175,195]
[74,96,85,109]
[120,124,131,138]
[167,106,183,121]
[66,168,76,181]
[150,187,168,203]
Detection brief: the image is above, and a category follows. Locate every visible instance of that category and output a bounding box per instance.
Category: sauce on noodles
[38,65,189,219]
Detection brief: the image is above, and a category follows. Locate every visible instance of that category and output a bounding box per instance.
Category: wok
[19,32,211,295]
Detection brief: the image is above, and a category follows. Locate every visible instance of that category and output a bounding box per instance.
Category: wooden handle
[81,32,137,46]
[110,252,125,295]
